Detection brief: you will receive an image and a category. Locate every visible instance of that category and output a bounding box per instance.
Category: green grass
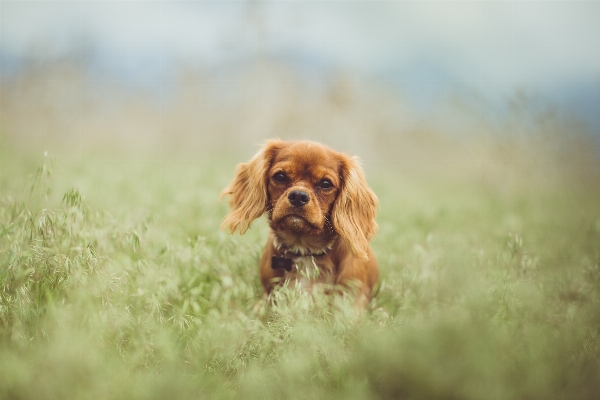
[1,147,600,400]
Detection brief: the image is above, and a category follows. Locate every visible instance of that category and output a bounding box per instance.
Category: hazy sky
[2,1,600,125]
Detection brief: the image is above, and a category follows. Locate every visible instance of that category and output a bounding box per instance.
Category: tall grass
[1,143,599,399]
[1,61,600,399]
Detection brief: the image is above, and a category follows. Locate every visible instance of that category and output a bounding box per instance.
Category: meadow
[1,63,600,399]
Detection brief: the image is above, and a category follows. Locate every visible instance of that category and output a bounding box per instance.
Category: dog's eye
[273,172,287,183]
[319,179,333,189]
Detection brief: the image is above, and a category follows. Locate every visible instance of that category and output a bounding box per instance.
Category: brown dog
[221,140,378,308]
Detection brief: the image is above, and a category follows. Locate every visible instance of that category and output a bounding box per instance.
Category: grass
[1,56,600,400]
[1,141,599,400]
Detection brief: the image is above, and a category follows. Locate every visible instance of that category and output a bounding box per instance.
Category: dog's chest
[279,255,336,289]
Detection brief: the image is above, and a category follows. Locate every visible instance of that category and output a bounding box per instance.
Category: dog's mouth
[275,214,320,233]
[283,214,313,228]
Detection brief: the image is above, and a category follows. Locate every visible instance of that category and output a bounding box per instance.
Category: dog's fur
[221,140,378,308]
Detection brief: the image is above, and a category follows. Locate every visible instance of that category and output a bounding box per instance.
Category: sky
[1,1,600,131]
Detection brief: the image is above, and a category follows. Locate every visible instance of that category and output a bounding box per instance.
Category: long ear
[332,156,379,260]
[220,140,284,234]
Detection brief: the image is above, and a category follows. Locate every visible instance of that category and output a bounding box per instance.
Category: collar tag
[271,256,293,271]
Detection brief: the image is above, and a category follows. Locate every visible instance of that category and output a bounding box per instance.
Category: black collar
[271,246,328,271]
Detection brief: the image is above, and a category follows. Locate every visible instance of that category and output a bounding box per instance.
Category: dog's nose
[288,190,310,207]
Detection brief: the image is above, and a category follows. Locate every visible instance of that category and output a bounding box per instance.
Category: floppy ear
[332,156,379,260]
[220,140,284,234]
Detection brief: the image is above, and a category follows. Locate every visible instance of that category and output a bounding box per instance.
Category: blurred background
[1,1,600,183]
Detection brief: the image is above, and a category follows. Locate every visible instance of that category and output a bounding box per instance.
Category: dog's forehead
[272,142,339,176]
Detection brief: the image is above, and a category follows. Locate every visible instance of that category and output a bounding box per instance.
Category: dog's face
[267,142,340,235]
[221,140,378,260]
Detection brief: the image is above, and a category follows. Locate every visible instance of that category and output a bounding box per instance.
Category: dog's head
[221,140,378,260]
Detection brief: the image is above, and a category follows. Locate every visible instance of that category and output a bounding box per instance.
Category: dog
[221,139,379,309]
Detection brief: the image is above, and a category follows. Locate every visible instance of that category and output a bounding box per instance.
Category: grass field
[1,138,599,400]
[2,63,600,399]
